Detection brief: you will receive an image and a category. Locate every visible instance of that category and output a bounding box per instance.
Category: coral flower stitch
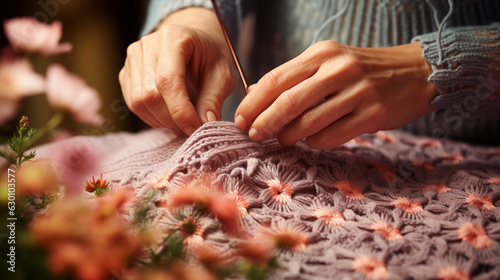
[374,131,395,143]
[465,194,495,210]
[176,216,205,246]
[148,172,171,190]
[437,266,470,280]
[352,256,390,280]
[369,221,403,241]
[423,184,451,194]
[270,230,307,252]
[390,197,423,214]
[266,178,294,205]
[486,176,500,185]
[457,223,492,249]
[335,179,364,200]
[311,209,345,226]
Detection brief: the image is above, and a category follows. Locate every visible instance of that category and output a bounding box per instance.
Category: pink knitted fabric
[34,122,500,279]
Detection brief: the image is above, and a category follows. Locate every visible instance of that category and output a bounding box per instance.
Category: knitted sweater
[141,0,500,145]
[34,121,500,279]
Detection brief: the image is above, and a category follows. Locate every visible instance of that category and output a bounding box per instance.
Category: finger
[234,55,318,130]
[142,69,176,127]
[277,89,358,146]
[248,73,339,142]
[305,109,376,149]
[195,62,235,123]
[125,47,162,127]
[156,32,202,135]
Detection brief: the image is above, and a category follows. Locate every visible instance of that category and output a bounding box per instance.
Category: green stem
[41,110,65,132]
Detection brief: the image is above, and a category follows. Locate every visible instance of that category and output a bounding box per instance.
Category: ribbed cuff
[412,23,500,115]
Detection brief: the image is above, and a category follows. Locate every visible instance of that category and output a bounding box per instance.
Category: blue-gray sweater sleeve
[140,0,252,40]
[140,0,213,37]
[413,23,500,117]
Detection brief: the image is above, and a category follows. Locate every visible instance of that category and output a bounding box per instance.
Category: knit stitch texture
[35,122,500,279]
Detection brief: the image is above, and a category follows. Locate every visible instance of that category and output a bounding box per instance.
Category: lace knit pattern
[36,122,500,279]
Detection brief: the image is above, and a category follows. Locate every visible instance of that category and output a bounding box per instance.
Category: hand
[119,8,235,135]
[234,41,436,149]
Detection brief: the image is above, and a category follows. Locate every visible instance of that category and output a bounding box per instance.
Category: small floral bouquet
[0,17,282,280]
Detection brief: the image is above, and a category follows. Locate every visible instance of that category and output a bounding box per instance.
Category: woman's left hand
[234,41,436,149]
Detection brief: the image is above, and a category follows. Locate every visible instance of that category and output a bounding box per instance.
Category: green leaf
[0,148,17,165]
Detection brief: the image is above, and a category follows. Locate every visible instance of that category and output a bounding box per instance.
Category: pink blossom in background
[0,97,20,125]
[0,47,45,124]
[50,139,99,198]
[46,64,104,127]
[3,17,72,56]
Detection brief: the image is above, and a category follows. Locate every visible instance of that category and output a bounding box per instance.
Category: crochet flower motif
[423,184,451,194]
[440,153,464,164]
[416,139,443,150]
[374,131,395,143]
[148,172,171,190]
[465,194,495,210]
[369,221,403,241]
[311,209,344,226]
[372,162,398,184]
[457,223,492,249]
[486,176,500,185]
[437,266,470,280]
[269,229,307,252]
[265,178,294,205]
[175,216,205,246]
[352,256,389,280]
[335,179,364,200]
[390,197,423,214]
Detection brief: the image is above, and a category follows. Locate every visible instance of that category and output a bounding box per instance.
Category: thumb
[195,71,235,123]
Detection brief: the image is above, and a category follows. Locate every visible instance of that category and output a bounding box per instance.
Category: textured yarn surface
[36,122,500,279]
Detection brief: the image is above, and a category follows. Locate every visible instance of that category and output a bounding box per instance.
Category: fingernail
[249,127,262,142]
[184,126,196,135]
[206,111,217,122]
[235,115,247,129]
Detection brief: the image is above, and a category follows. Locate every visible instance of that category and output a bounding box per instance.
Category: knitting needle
[210,0,249,93]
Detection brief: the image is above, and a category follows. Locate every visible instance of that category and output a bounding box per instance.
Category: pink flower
[0,47,45,124]
[457,223,492,249]
[4,17,72,55]
[352,256,389,280]
[50,140,99,198]
[46,64,104,127]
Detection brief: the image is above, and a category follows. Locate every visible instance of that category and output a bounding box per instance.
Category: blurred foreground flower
[30,193,142,280]
[46,64,104,127]
[3,17,72,55]
[17,159,58,196]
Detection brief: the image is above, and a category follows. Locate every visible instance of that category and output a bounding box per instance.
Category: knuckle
[259,69,284,89]
[129,96,144,113]
[156,71,183,92]
[126,42,139,58]
[279,90,298,117]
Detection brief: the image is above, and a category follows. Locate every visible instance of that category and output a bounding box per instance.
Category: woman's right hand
[119,7,236,135]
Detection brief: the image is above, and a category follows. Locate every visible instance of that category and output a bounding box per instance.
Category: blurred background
[1,0,151,135]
